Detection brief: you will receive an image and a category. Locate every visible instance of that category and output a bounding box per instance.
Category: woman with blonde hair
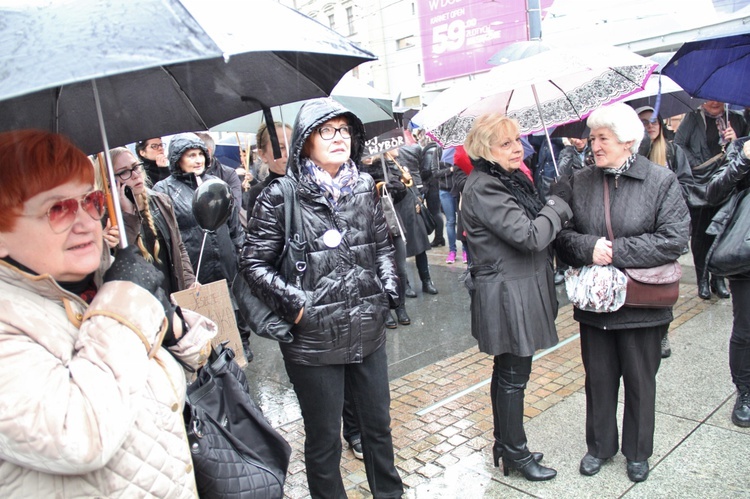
[109,147,195,293]
[462,113,573,481]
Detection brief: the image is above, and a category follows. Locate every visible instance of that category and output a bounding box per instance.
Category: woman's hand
[103,220,120,249]
[743,140,750,160]
[723,125,738,143]
[592,237,613,265]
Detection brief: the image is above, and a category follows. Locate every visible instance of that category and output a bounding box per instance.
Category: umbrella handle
[96,152,118,229]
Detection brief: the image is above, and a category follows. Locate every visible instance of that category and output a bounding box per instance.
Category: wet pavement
[243,245,750,499]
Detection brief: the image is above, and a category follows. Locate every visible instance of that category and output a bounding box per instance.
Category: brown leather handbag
[603,176,681,308]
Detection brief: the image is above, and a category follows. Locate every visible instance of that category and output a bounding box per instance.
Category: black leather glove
[105,246,178,342]
[549,174,573,204]
[105,245,164,294]
[386,178,407,203]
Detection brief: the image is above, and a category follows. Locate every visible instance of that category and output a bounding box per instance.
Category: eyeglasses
[148,142,166,150]
[34,190,106,234]
[115,163,143,181]
[641,119,658,126]
[317,125,353,140]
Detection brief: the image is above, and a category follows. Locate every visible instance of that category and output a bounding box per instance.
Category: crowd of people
[1,93,748,497]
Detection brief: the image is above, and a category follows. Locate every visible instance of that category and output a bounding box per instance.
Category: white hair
[587,102,643,154]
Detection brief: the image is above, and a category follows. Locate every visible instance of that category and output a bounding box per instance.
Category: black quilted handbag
[185,344,291,498]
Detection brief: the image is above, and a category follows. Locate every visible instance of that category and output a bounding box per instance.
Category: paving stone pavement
[266,250,749,498]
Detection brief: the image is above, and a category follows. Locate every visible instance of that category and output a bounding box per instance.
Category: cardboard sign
[172,279,247,368]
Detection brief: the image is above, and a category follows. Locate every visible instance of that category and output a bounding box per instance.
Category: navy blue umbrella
[662,33,750,107]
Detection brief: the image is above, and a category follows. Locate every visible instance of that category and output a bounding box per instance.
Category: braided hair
[109,147,162,263]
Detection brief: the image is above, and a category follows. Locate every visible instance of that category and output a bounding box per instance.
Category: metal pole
[527,0,542,40]
[92,79,128,248]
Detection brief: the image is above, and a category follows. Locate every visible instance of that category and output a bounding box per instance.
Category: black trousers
[425,183,444,242]
[284,346,403,499]
[729,279,750,388]
[579,323,664,462]
[689,205,720,282]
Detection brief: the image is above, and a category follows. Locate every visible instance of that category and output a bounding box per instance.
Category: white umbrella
[411,41,657,170]
[211,74,395,138]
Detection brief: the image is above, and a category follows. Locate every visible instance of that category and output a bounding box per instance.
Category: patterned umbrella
[411,41,656,152]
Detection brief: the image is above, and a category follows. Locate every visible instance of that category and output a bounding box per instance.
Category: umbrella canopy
[411,41,656,148]
[211,74,395,139]
[624,73,704,119]
[662,33,750,107]
[0,0,376,154]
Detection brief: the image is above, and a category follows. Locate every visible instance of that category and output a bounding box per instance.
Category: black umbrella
[0,0,376,154]
[0,0,375,245]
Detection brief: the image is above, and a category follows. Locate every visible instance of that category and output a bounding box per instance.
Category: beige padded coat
[0,259,216,498]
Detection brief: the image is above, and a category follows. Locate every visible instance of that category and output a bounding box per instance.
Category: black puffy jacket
[152,133,245,285]
[240,99,399,366]
[556,155,690,330]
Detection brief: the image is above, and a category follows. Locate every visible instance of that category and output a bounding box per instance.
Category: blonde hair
[109,147,161,263]
[464,114,520,161]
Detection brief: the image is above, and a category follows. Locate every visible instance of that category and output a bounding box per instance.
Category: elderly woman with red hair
[0,130,216,497]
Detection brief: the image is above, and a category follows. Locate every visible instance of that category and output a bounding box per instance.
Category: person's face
[259,126,290,176]
[638,111,661,140]
[569,137,588,151]
[113,151,146,195]
[489,131,524,172]
[702,101,725,116]
[590,127,633,168]
[178,148,206,175]
[0,181,103,282]
[307,117,352,176]
[139,138,165,161]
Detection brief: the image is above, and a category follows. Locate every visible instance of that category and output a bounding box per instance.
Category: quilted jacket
[556,156,690,329]
[240,98,399,366]
[0,257,217,498]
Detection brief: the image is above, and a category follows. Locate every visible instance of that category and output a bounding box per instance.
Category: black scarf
[471,157,544,218]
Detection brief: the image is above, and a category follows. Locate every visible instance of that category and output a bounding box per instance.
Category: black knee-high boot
[493,355,556,481]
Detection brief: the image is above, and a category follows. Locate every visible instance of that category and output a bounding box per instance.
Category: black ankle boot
[492,443,542,467]
[385,311,397,329]
[422,278,438,295]
[395,305,411,325]
[502,455,557,481]
[698,277,711,300]
[732,387,750,427]
[404,282,417,298]
[711,276,730,299]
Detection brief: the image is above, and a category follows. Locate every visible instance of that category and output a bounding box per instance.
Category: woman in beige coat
[0,130,216,498]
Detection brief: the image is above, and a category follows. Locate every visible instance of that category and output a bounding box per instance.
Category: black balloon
[192,178,232,231]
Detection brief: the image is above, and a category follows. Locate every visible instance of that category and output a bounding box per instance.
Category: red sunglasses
[43,190,106,233]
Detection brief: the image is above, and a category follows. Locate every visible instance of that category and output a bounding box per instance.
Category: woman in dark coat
[705,136,750,427]
[556,103,689,483]
[240,99,403,499]
[152,133,245,285]
[462,113,573,482]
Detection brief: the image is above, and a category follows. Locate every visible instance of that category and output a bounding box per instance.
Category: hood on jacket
[167,133,210,176]
[288,98,365,180]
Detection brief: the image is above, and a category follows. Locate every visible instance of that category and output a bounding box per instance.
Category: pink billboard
[417,0,545,83]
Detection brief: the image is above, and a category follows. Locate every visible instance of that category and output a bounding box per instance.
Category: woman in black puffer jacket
[240,99,403,499]
[152,133,244,285]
